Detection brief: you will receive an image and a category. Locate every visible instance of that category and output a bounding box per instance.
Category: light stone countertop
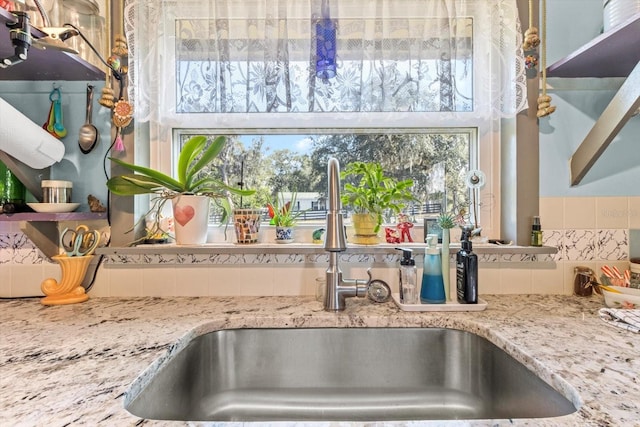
[0,295,638,426]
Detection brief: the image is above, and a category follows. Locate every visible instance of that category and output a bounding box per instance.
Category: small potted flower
[268,192,304,243]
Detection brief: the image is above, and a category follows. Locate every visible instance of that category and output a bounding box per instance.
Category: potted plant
[106,135,254,245]
[268,192,304,243]
[340,161,415,244]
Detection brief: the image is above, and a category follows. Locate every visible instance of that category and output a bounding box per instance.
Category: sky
[239,134,314,155]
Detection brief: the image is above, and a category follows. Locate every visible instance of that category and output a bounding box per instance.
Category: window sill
[97,242,557,263]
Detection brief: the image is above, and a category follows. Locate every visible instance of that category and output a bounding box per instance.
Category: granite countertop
[1,295,638,426]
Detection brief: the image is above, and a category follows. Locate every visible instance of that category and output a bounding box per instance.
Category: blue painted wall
[541,0,640,196]
[0,80,111,210]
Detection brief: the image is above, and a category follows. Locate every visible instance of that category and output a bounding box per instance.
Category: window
[177,129,476,225]
[126,0,526,239]
[174,16,473,114]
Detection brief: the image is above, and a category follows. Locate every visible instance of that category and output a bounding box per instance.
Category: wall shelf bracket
[569,61,640,186]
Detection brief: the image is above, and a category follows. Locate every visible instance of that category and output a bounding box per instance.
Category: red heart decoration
[174,204,195,226]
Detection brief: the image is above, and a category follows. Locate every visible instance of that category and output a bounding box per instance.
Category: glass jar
[0,160,26,213]
[573,266,595,297]
[62,0,105,69]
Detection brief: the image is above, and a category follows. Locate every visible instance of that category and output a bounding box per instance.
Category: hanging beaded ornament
[537,0,556,117]
[107,54,122,73]
[99,86,115,108]
[113,98,134,127]
[523,27,540,51]
[525,54,539,70]
[112,34,128,57]
[99,69,115,108]
[113,127,125,153]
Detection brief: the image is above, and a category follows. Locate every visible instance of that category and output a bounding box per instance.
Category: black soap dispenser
[456,227,478,304]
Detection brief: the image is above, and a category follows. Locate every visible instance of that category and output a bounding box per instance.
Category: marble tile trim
[0,228,628,266]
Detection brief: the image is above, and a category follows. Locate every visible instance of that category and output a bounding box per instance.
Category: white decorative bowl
[602,286,640,309]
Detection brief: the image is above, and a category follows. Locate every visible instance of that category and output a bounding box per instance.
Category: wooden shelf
[0,6,105,80]
[547,12,640,78]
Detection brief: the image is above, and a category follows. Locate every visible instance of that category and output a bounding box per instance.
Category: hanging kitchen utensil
[52,98,67,138]
[47,87,67,138]
[43,101,57,137]
[78,84,99,154]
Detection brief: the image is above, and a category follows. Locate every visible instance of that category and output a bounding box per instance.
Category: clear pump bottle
[420,235,446,304]
[396,247,418,304]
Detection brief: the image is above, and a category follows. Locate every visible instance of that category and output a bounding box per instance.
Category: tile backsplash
[1,196,638,298]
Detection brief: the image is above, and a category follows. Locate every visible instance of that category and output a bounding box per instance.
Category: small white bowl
[27,202,80,213]
[602,286,640,309]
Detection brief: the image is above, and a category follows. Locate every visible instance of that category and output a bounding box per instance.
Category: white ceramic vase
[171,194,210,245]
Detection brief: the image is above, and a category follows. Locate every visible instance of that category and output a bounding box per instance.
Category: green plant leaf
[177,135,207,185]
[187,136,226,183]
[106,175,165,195]
[193,177,256,197]
[109,157,184,191]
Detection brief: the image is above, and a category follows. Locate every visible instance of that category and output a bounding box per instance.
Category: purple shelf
[0,212,107,222]
[547,13,640,78]
[0,6,104,81]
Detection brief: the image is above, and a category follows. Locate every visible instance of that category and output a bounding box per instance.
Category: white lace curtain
[124,0,526,123]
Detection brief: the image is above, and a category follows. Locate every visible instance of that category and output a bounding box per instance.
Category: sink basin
[125,328,577,422]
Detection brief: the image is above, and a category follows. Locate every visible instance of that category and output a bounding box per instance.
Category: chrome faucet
[324,158,371,311]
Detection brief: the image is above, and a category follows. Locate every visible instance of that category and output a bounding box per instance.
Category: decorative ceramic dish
[392,293,488,312]
[27,203,80,213]
[602,286,640,309]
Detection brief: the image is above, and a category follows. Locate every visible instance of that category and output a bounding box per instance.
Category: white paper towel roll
[0,96,65,170]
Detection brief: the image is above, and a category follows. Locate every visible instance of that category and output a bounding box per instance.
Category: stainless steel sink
[125,328,577,422]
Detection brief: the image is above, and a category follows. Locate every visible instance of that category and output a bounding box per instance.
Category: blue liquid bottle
[420,234,446,304]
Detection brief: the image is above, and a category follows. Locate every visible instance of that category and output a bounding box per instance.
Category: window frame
[154,122,496,237]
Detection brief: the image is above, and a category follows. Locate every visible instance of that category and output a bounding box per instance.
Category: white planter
[275,226,294,243]
[171,194,210,245]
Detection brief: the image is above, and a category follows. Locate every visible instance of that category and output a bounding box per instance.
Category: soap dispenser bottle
[456,227,478,304]
[420,234,446,303]
[396,247,418,304]
[531,215,543,247]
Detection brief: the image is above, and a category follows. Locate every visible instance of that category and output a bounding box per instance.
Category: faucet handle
[367,279,391,303]
[363,269,391,303]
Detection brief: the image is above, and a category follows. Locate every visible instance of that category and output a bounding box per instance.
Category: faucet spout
[323,158,369,311]
[324,157,347,252]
